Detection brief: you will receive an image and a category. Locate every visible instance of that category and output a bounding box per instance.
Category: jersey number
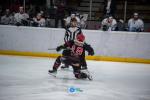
[72,45,83,55]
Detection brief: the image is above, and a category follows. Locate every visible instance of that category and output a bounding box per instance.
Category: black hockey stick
[48,48,56,50]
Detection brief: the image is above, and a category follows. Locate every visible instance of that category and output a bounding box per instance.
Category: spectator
[32,13,46,27]
[0,6,2,22]
[10,0,21,13]
[40,10,45,18]
[64,13,80,27]
[101,16,117,31]
[1,9,14,25]
[128,13,144,32]
[116,19,125,31]
[80,14,88,29]
[27,4,36,18]
[14,6,29,26]
[103,0,116,17]
[55,1,65,28]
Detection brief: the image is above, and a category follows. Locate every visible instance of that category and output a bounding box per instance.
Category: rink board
[0,25,150,63]
[0,50,150,64]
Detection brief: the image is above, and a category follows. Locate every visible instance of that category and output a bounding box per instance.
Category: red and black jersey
[63,41,94,59]
[56,40,94,68]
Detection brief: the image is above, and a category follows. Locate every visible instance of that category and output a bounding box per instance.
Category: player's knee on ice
[74,72,88,79]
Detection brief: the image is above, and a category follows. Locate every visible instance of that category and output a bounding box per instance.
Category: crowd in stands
[0,4,88,29]
[0,6,50,27]
[100,13,144,32]
[101,0,144,32]
[0,0,145,32]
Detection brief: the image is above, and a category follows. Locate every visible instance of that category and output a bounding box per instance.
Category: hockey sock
[53,56,61,70]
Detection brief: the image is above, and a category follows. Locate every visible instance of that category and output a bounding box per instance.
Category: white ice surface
[0,55,150,100]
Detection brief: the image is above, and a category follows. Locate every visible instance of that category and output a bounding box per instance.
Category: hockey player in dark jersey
[48,34,94,80]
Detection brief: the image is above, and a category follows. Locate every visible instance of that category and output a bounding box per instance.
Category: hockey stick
[48,48,56,50]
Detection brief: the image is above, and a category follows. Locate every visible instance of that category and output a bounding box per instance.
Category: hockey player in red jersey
[48,34,94,80]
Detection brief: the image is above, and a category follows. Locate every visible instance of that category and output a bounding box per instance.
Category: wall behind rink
[0,25,150,63]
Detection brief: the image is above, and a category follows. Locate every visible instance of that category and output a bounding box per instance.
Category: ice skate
[80,69,93,80]
[87,74,93,80]
[48,69,57,77]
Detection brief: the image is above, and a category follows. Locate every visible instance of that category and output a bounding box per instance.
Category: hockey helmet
[75,34,85,45]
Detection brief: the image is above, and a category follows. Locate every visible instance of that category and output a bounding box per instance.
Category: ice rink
[0,55,150,100]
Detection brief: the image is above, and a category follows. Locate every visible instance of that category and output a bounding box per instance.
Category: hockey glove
[56,45,64,52]
[88,51,94,56]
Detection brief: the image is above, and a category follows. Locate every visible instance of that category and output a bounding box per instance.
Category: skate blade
[87,75,93,81]
[48,72,57,77]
